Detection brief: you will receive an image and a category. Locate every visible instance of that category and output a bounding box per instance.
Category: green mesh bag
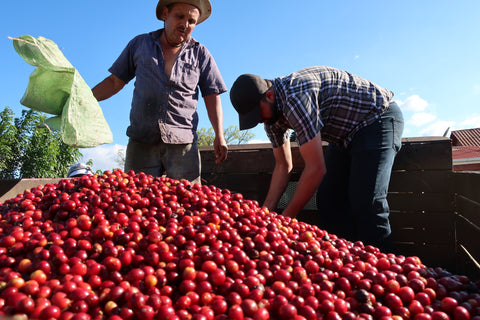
[12,35,113,148]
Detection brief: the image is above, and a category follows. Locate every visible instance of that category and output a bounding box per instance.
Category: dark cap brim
[239,104,262,130]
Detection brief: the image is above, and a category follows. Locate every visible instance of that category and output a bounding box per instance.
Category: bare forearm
[281,164,325,218]
[282,133,326,218]
[263,142,293,210]
[92,75,125,101]
[263,165,290,210]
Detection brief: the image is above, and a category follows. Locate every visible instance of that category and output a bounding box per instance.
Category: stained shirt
[109,29,227,144]
[265,66,394,148]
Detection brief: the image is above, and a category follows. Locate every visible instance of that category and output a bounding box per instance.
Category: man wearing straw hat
[92,0,228,184]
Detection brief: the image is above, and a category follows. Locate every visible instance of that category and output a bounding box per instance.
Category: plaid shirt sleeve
[284,89,323,146]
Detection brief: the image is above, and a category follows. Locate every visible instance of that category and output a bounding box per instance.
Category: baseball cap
[68,163,94,178]
[230,74,269,130]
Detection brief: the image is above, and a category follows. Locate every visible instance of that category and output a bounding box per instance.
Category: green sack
[12,35,113,148]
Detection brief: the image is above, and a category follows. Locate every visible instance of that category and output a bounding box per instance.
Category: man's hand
[214,136,228,164]
[262,140,293,210]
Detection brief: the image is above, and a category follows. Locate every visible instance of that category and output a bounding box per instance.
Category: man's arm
[204,93,228,164]
[263,139,293,210]
[92,74,126,101]
[281,133,326,218]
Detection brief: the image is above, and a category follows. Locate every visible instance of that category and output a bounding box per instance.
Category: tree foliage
[115,148,126,170]
[0,107,82,179]
[197,125,255,146]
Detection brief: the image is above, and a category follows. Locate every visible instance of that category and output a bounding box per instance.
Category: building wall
[453,163,480,171]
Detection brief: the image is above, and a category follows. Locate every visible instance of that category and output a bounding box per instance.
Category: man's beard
[266,102,280,125]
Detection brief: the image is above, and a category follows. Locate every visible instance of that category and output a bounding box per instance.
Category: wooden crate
[200,137,480,279]
[387,137,455,270]
[0,178,63,203]
[452,171,480,280]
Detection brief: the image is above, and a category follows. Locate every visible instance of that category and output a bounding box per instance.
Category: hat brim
[239,104,262,130]
[156,0,212,24]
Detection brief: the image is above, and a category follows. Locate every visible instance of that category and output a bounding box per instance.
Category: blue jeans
[315,102,404,251]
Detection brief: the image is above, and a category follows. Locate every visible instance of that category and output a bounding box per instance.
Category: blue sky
[2,1,480,172]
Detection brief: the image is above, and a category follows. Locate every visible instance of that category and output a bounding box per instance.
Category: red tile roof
[452,146,480,160]
[450,128,480,147]
[452,145,480,171]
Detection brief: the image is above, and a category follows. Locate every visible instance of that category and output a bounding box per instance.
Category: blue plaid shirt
[265,66,394,148]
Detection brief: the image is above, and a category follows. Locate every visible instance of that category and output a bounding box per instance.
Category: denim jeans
[315,102,404,251]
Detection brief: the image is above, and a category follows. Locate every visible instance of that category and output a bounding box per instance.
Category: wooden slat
[455,214,480,267]
[296,210,322,226]
[390,211,454,241]
[391,227,454,245]
[390,210,454,228]
[455,244,480,281]
[199,143,273,152]
[391,228,453,245]
[200,137,452,175]
[201,143,309,175]
[452,171,480,203]
[399,136,452,143]
[392,137,452,171]
[452,173,480,281]
[393,243,456,271]
[390,224,454,245]
[389,171,452,193]
[293,211,456,245]
[201,173,271,202]
[455,195,480,228]
[388,192,453,212]
[294,211,456,245]
[201,148,276,174]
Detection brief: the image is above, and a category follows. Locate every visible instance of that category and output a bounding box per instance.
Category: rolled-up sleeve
[198,47,227,97]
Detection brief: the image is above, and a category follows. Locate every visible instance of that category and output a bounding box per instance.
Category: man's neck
[161,30,186,49]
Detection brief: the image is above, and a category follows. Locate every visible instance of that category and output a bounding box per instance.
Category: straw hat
[156,0,212,24]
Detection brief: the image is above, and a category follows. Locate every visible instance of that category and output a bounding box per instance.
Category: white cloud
[79,144,126,173]
[459,115,480,128]
[419,120,455,137]
[408,112,436,127]
[397,94,429,112]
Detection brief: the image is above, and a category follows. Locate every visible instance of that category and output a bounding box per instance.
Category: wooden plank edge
[457,244,480,277]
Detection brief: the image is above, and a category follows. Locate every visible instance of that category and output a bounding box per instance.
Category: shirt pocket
[179,62,200,91]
